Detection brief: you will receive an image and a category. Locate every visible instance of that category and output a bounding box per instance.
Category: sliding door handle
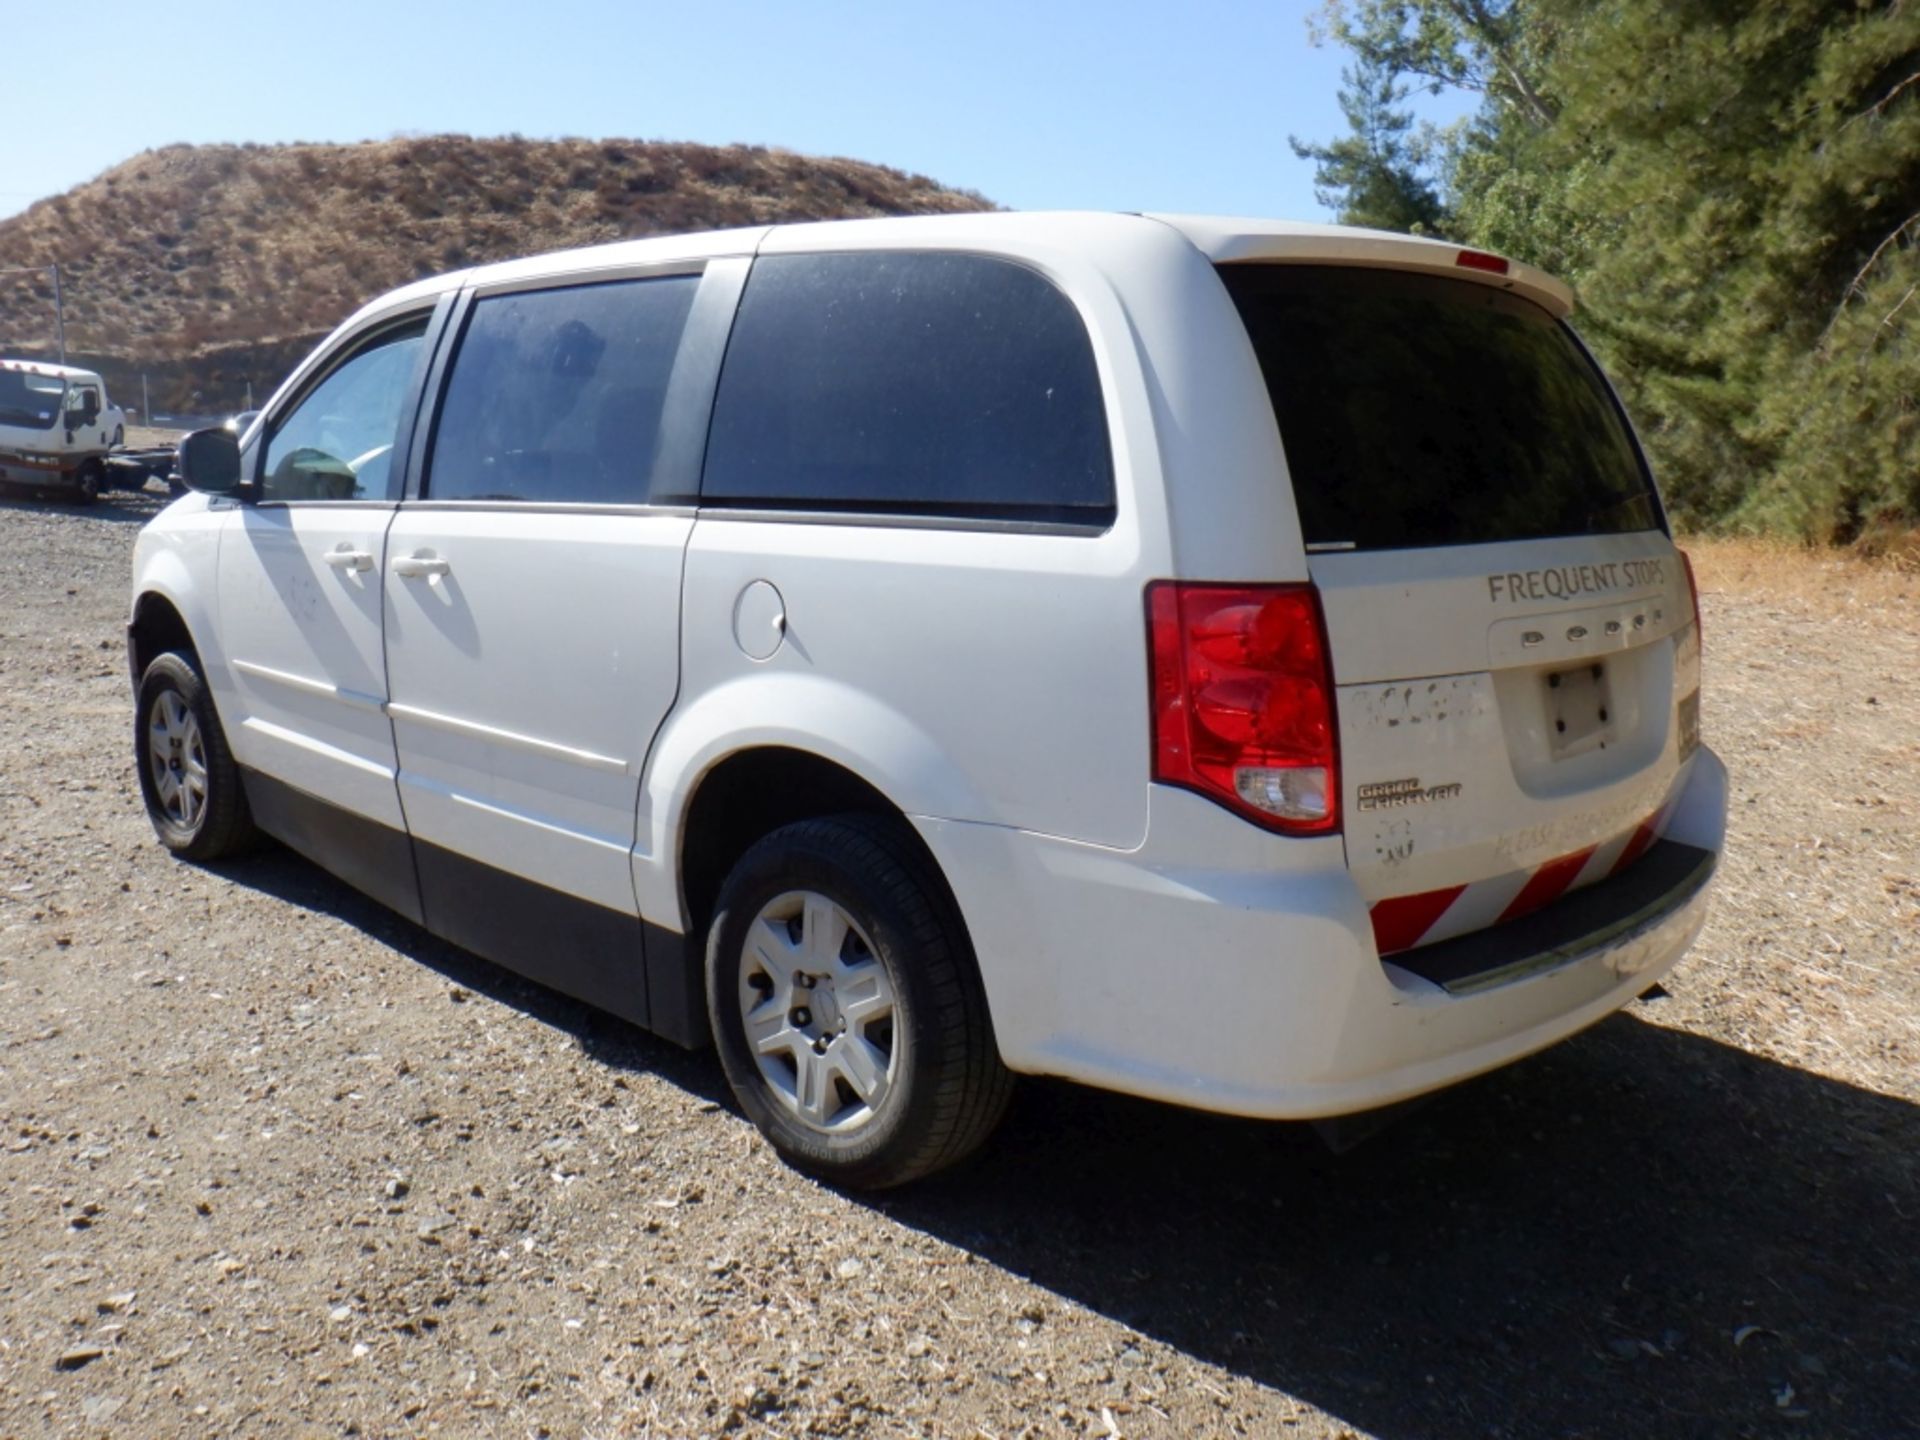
[391,552,451,580]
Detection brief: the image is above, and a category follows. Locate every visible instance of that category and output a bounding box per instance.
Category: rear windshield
[1217,265,1660,551]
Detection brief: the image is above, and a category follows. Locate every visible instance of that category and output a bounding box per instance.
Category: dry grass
[1681,533,1920,630]
[1662,534,1920,1106]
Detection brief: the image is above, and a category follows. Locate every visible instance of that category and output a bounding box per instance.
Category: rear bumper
[917,745,1727,1120]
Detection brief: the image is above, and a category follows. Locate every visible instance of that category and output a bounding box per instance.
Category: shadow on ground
[877,1021,1920,1439]
[215,845,1920,1440]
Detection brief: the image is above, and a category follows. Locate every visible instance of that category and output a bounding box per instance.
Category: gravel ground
[1,493,1915,1440]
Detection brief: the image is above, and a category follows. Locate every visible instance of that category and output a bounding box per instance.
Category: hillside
[0,137,992,415]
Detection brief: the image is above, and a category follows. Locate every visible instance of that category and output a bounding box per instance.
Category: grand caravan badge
[1357,777,1463,811]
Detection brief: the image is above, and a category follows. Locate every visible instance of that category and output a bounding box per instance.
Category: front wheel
[706,815,1012,1188]
[74,461,103,506]
[134,651,258,860]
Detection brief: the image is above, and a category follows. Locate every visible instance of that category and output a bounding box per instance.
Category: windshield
[0,370,67,430]
[1217,265,1660,551]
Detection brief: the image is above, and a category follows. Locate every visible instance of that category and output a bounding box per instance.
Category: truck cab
[0,359,127,503]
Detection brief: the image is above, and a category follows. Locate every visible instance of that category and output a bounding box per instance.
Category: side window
[426,276,698,505]
[260,319,428,502]
[702,252,1115,523]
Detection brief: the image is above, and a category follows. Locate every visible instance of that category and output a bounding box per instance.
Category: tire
[74,461,103,506]
[706,814,1012,1188]
[134,651,258,860]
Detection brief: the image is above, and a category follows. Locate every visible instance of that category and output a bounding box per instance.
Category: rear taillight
[1679,548,1703,645]
[1146,582,1339,834]
[1675,549,1703,760]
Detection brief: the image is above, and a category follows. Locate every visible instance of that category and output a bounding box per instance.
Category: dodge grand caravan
[130,214,1726,1187]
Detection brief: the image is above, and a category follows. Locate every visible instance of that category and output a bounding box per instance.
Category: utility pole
[50,264,65,364]
[0,263,68,363]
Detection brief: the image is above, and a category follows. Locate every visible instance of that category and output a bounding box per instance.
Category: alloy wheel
[736,890,898,1133]
[146,690,208,832]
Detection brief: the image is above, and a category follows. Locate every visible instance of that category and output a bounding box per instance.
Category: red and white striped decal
[1369,798,1677,957]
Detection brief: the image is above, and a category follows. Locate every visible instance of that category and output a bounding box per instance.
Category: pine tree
[1290,54,1449,233]
[1535,0,1920,537]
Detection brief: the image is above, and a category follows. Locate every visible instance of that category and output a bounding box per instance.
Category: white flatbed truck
[0,358,169,502]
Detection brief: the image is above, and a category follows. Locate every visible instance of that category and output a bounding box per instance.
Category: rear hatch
[1217,261,1702,957]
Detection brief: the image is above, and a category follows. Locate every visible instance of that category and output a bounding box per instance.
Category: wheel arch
[634,673,996,935]
[128,588,198,686]
[675,745,967,960]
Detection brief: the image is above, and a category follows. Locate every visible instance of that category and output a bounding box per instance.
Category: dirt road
[2,492,1915,1438]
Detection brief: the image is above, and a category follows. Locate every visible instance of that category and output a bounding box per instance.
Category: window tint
[702,252,1113,523]
[261,319,427,502]
[427,276,697,505]
[1217,265,1659,551]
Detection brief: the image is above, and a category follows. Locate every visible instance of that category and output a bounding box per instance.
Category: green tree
[1290,54,1449,233]
[1313,0,1558,126]
[1537,0,1920,536]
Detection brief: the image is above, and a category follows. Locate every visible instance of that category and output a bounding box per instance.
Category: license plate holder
[1547,661,1613,758]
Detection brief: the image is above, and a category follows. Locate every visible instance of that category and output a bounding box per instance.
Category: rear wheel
[134,651,257,860]
[706,814,1012,1188]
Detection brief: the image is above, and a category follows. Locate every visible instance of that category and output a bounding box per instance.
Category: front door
[214,313,433,913]
[381,270,706,1024]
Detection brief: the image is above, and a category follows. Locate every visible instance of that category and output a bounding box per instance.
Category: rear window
[702,252,1114,525]
[1217,265,1659,551]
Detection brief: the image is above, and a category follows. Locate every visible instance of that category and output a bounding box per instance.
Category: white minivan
[130,213,1726,1186]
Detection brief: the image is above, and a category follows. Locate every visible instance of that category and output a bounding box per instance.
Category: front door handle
[324,544,374,573]
[391,552,451,580]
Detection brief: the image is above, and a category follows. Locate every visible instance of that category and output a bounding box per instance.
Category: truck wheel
[134,651,258,861]
[706,814,1012,1189]
[74,461,103,506]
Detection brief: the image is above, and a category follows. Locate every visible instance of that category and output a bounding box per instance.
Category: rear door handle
[324,545,374,573]
[391,552,451,579]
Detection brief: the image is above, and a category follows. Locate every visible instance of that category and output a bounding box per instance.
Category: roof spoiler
[1153,216,1575,318]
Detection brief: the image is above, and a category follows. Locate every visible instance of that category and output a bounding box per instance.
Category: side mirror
[175,427,245,496]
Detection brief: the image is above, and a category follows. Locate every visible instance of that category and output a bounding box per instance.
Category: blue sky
[0,0,1475,223]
